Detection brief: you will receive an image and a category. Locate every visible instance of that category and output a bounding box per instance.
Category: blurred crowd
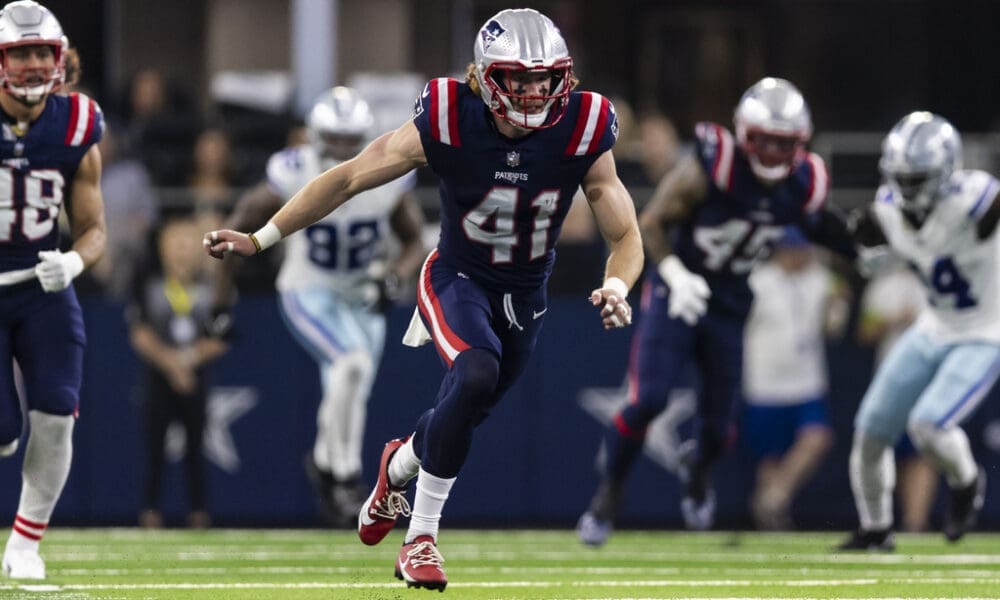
[76,67,299,300]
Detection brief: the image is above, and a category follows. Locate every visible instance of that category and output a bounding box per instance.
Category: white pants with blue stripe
[278,288,386,480]
[855,327,1000,443]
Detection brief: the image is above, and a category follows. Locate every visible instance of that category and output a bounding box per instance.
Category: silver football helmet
[0,0,66,104]
[473,8,573,130]
[306,86,374,161]
[734,77,812,183]
[879,111,962,224]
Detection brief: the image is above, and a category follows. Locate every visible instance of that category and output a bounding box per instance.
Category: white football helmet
[306,86,374,161]
[0,0,66,104]
[879,111,962,225]
[473,8,573,130]
[734,77,812,183]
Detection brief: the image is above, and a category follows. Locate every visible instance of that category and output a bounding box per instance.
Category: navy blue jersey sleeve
[693,122,737,193]
[412,77,464,148]
[563,92,618,157]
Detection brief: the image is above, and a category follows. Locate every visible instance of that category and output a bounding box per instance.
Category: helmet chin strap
[748,156,791,183]
[4,81,53,106]
[497,97,554,129]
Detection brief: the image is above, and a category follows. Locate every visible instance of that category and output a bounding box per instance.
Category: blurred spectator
[127,214,228,529]
[636,112,681,184]
[742,228,849,530]
[856,262,939,532]
[612,103,681,189]
[118,68,201,186]
[187,127,239,231]
[87,121,157,299]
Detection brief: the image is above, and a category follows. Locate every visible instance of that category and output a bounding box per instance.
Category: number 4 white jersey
[267,144,416,301]
[873,169,1000,343]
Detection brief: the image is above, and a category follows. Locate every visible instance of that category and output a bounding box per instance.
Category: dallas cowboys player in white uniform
[219,87,425,525]
[839,112,996,550]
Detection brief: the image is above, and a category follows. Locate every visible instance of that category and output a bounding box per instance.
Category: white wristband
[252,222,282,252]
[602,276,629,298]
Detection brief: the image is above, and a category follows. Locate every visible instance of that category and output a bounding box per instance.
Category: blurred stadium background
[1,0,999,532]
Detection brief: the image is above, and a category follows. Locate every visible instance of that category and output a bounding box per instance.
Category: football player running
[205,8,642,590]
[215,86,426,526]
[0,0,107,580]
[577,77,858,545]
[837,112,996,551]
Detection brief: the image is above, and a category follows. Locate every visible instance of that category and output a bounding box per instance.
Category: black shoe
[944,466,986,543]
[331,478,368,527]
[834,528,895,552]
[304,455,340,525]
[587,479,623,523]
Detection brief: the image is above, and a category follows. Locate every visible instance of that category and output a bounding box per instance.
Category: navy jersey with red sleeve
[0,92,104,271]
[672,122,829,316]
[412,78,617,293]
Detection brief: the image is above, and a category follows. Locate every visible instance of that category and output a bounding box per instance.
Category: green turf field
[1,529,998,599]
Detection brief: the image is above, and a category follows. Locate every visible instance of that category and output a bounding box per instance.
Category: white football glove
[658,255,711,325]
[35,250,84,293]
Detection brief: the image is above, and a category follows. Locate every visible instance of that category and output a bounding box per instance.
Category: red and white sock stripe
[12,514,47,542]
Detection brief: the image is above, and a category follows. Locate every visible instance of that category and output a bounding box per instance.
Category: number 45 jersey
[0,93,103,272]
[673,122,830,317]
[873,169,1000,344]
[267,143,416,301]
[413,78,618,293]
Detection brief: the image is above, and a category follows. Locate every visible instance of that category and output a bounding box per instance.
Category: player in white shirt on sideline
[838,111,997,551]
[216,87,426,525]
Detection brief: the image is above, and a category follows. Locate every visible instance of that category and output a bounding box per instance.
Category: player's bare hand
[591,286,633,329]
[203,229,256,259]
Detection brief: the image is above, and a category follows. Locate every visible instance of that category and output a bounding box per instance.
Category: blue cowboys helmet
[879,111,962,224]
[473,8,573,130]
[0,0,66,104]
[734,77,813,183]
[306,86,374,161]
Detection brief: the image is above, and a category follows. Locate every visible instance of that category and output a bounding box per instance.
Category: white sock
[6,412,74,554]
[315,352,374,480]
[907,422,977,488]
[388,436,421,488]
[849,430,895,531]
[405,468,455,543]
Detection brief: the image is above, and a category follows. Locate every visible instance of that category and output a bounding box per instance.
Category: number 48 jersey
[413,78,618,293]
[0,93,103,271]
[268,143,416,301]
[873,169,1000,344]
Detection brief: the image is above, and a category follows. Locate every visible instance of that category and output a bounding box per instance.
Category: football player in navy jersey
[0,1,106,580]
[205,8,642,590]
[577,78,858,545]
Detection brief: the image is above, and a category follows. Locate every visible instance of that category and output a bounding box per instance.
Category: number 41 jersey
[413,78,618,293]
[0,93,103,272]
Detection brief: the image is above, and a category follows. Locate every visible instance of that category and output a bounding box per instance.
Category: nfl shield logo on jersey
[506,151,520,167]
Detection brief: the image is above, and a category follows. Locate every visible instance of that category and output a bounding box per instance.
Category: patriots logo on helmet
[480,20,505,51]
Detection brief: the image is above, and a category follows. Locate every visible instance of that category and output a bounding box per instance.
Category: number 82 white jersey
[267,144,415,301]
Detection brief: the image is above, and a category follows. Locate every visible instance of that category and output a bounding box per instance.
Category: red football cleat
[357,436,411,546]
[394,535,447,591]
